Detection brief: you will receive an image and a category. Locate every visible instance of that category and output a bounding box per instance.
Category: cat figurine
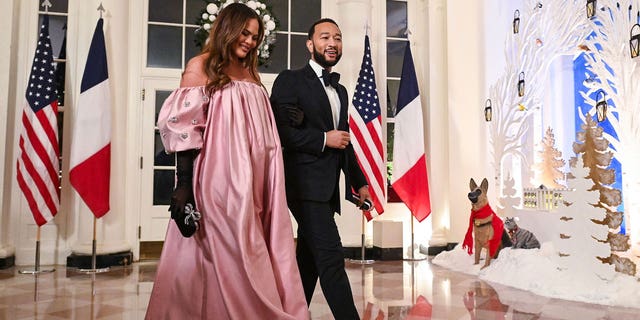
[504,217,540,249]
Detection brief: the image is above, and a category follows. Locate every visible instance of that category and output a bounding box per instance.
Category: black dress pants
[289,199,359,320]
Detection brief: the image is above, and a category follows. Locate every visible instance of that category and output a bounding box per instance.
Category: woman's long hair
[202,3,265,92]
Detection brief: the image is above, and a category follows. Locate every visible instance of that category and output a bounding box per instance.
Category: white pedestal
[373,220,403,260]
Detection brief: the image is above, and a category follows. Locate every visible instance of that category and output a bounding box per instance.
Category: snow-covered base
[432,242,640,308]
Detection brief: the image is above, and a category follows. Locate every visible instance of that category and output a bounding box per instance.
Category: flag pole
[349,212,374,265]
[404,213,427,261]
[78,217,110,274]
[19,226,55,274]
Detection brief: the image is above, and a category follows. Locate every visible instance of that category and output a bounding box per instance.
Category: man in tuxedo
[270,18,371,319]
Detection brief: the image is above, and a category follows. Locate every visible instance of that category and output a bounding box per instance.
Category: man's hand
[357,186,372,210]
[325,130,350,149]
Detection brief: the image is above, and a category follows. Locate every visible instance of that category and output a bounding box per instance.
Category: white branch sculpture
[489,0,590,208]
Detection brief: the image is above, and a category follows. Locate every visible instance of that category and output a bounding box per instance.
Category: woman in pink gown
[145,4,308,319]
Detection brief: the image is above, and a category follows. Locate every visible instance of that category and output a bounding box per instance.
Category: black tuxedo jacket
[270,64,367,212]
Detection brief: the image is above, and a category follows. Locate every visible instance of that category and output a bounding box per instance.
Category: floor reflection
[1,259,640,319]
[462,280,509,320]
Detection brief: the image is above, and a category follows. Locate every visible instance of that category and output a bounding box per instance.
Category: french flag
[391,42,431,222]
[69,18,111,218]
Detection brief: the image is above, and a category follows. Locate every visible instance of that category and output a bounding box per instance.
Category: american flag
[349,35,385,220]
[16,15,60,226]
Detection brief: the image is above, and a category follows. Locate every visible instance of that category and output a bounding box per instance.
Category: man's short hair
[308,18,339,39]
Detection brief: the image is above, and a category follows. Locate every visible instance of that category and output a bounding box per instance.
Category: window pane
[292,0,321,33]
[154,132,175,166]
[259,33,287,73]
[291,34,309,70]
[53,62,65,106]
[57,111,64,152]
[155,90,172,124]
[270,0,289,32]
[387,122,395,162]
[44,0,68,13]
[387,0,407,38]
[39,15,67,59]
[153,170,175,205]
[149,0,182,23]
[185,26,201,62]
[147,25,182,68]
[387,39,406,78]
[387,79,400,118]
[186,0,204,25]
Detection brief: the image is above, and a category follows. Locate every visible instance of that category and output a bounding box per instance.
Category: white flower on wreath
[195,0,279,66]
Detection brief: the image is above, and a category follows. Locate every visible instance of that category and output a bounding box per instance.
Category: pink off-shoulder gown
[145,81,309,320]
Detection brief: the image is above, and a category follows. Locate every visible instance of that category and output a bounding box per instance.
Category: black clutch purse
[172,203,201,238]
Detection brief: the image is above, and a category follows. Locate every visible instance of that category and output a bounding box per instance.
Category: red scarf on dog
[462,204,504,257]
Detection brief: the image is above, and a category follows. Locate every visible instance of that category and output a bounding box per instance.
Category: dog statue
[504,217,540,249]
[462,178,511,268]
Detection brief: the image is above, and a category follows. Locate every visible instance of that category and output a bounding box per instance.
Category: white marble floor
[1,258,638,319]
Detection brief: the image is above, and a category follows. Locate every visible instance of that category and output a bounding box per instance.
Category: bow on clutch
[169,150,201,238]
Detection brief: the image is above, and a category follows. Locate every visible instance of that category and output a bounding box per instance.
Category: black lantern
[517,72,525,97]
[484,99,492,122]
[513,10,520,34]
[586,0,596,19]
[595,90,607,122]
[631,24,640,58]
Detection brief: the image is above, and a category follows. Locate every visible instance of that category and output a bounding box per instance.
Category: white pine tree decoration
[532,127,566,188]
[572,116,622,213]
[573,115,635,276]
[580,0,640,249]
[555,156,614,279]
[498,172,522,214]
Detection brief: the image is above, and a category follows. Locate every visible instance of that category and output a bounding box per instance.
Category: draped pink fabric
[146,81,309,320]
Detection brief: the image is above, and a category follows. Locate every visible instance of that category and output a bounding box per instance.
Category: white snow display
[432,242,640,309]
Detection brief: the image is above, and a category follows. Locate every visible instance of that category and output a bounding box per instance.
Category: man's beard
[313,46,342,68]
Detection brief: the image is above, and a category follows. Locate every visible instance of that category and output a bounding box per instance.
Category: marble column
[0,0,17,269]
[446,0,487,243]
[424,0,450,252]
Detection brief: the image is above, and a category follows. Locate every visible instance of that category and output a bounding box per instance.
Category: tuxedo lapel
[303,64,335,129]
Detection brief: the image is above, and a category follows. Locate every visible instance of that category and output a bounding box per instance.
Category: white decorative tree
[488,0,590,203]
[580,0,640,250]
[573,115,635,276]
[532,127,566,188]
[498,172,521,215]
[555,156,615,279]
[573,115,622,212]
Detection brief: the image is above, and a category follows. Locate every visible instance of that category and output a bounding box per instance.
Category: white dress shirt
[309,60,340,129]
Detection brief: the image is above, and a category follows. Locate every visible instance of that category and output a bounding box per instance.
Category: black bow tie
[321,69,340,88]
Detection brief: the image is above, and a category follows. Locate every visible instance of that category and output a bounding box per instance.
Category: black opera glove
[169,150,201,238]
[285,104,304,127]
